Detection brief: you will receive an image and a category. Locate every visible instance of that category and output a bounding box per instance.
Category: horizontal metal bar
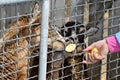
[0,0,34,5]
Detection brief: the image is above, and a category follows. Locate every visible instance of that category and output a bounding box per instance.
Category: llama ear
[29,2,41,24]
[85,27,99,36]
[32,2,40,18]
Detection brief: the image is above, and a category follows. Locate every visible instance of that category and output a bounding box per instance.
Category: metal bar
[0,0,33,5]
[39,0,50,80]
[65,0,71,22]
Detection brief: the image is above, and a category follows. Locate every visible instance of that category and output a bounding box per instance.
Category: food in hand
[91,48,99,59]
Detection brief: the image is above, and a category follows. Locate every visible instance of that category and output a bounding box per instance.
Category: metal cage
[0,0,120,80]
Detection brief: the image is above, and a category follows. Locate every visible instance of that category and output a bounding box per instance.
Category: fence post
[65,0,71,22]
[39,0,50,80]
[84,0,89,47]
[101,9,109,80]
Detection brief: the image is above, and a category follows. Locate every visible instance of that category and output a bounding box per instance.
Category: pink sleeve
[106,36,120,53]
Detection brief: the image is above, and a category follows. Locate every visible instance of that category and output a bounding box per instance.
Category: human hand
[82,39,109,64]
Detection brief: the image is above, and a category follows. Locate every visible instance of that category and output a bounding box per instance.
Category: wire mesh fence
[0,0,120,80]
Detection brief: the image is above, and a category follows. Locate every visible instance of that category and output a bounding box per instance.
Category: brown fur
[0,2,41,80]
[0,2,89,80]
[0,3,64,79]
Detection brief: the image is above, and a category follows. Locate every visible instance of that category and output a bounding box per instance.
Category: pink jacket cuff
[106,36,120,53]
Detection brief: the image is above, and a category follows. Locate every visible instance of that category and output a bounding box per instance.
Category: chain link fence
[0,0,120,80]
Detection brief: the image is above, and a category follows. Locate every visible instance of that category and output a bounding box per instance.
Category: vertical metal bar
[84,0,89,49]
[65,0,71,22]
[39,0,50,80]
[0,6,6,38]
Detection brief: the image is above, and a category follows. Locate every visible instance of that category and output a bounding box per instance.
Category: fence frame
[0,0,34,5]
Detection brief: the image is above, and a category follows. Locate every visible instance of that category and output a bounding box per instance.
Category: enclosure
[0,0,120,80]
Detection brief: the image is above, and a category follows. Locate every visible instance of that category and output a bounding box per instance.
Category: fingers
[88,53,95,63]
[82,59,97,64]
[82,60,97,64]
[82,52,103,64]
[82,53,97,64]
[82,60,93,64]
[83,43,95,52]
